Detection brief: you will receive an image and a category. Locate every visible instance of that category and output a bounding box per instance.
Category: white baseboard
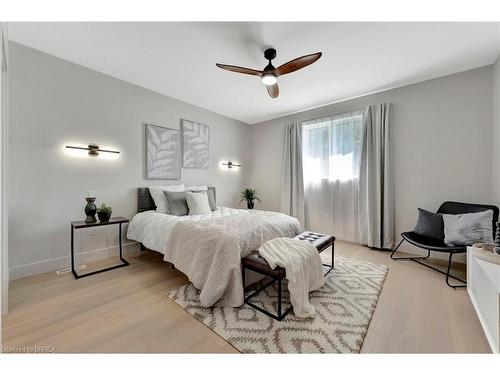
[9,241,140,280]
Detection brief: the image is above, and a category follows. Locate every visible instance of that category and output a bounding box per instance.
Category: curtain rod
[300,108,365,125]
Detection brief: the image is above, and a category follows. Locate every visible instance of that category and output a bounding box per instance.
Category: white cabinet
[467,246,500,353]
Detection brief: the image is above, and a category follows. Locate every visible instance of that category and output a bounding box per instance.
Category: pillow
[186,191,212,215]
[186,184,208,191]
[148,184,185,214]
[190,188,216,211]
[206,189,217,211]
[443,210,494,246]
[414,208,444,241]
[163,191,188,216]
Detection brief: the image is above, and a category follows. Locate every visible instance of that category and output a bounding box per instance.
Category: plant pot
[97,211,112,223]
[247,201,254,210]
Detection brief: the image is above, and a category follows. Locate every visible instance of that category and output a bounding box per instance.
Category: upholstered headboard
[137,186,217,213]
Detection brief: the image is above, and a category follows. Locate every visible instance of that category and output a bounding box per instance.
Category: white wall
[249,66,494,259]
[8,42,251,279]
[492,55,500,206]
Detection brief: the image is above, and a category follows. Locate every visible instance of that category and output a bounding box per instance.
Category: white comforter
[127,207,302,307]
[258,237,325,318]
[127,207,245,254]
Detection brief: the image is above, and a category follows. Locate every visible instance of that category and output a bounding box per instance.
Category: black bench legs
[244,277,294,321]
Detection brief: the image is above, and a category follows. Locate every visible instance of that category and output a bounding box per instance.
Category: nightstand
[70,217,129,279]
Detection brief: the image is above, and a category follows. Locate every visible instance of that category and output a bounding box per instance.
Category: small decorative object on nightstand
[84,197,97,223]
[71,216,129,279]
[97,203,112,223]
[84,191,97,223]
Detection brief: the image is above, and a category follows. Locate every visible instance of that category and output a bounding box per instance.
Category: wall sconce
[65,144,120,157]
[222,161,241,169]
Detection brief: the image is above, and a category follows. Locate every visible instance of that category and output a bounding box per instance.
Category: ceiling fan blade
[216,63,263,77]
[275,52,322,76]
[266,83,279,98]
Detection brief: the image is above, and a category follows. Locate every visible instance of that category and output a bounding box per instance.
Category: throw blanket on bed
[164,210,301,307]
[258,237,325,318]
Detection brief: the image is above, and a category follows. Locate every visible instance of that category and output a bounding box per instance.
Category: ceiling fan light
[261,74,277,86]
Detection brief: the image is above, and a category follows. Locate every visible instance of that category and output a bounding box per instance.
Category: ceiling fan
[216,48,322,99]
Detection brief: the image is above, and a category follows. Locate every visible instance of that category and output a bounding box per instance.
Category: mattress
[126,207,249,254]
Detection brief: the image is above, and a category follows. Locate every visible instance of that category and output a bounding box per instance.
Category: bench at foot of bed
[241,231,335,321]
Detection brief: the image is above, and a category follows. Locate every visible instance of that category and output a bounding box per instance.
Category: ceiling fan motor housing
[264,48,276,61]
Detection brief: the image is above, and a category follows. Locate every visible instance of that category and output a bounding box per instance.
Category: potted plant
[239,188,261,210]
[97,203,112,222]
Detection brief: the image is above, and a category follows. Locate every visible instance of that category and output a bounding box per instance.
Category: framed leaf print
[145,123,181,179]
[181,119,210,168]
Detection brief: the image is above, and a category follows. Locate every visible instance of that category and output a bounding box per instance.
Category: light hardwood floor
[2,242,491,353]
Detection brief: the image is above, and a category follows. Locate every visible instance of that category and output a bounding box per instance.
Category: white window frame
[302,110,364,182]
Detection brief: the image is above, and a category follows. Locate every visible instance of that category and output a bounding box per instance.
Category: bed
[127,187,301,308]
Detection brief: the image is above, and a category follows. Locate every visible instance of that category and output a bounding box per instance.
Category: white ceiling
[8,22,500,124]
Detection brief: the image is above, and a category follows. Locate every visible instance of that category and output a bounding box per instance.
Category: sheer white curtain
[302,111,363,242]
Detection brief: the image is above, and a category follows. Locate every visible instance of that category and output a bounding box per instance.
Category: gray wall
[249,66,494,259]
[9,40,497,278]
[9,42,251,279]
[492,55,500,206]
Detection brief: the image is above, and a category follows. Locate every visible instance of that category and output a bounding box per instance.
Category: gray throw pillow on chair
[163,191,188,216]
[414,208,444,241]
[442,210,494,246]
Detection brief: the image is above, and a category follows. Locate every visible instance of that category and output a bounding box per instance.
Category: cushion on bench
[293,231,335,251]
[242,232,335,280]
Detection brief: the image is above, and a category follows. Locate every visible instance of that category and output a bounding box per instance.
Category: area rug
[167,256,388,353]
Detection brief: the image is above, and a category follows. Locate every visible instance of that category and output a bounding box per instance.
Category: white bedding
[126,207,251,254]
[165,209,301,307]
[127,207,302,307]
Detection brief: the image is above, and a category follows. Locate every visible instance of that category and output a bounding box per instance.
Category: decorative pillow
[186,191,211,215]
[148,184,185,214]
[206,189,217,211]
[414,208,444,241]
[443,210,494,246]
[186,184,208,191]
[163,191,188,216]
[190,189,216,211]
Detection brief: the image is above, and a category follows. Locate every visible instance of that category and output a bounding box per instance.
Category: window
[302,111,363,182]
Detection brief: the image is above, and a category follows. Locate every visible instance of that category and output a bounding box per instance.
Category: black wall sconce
[66,144,120,157]
[222,161,241,169]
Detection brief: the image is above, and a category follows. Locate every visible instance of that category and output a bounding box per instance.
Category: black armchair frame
[391,201,499,288]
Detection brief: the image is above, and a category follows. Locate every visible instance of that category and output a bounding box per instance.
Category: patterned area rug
[168,256,388,353]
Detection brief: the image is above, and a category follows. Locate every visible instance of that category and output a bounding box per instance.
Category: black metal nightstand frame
[70,217,130,279]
